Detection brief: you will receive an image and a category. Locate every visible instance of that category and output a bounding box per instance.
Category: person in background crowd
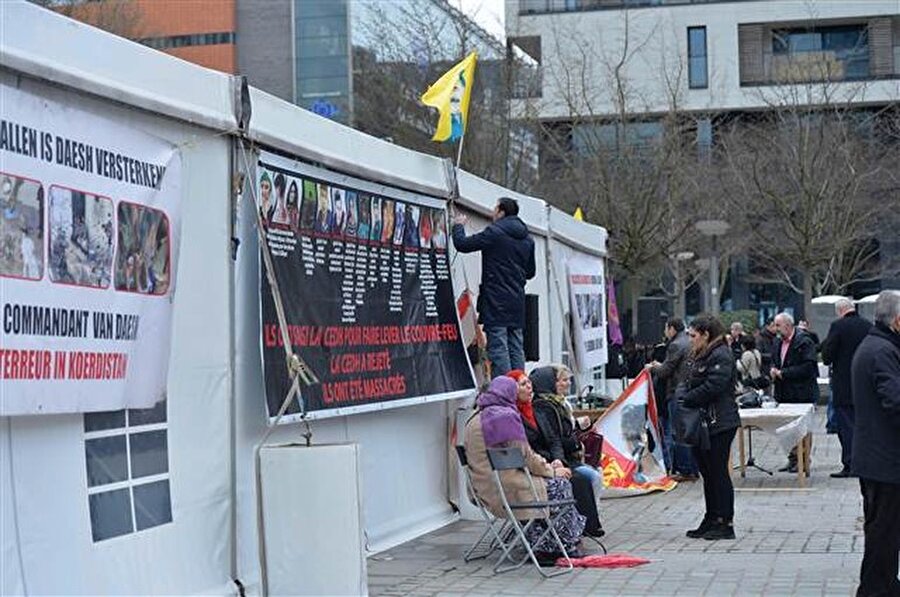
[649,318,698,481]
[771,312,819,473]
[736,336,766,392]
[623,338,647,379]
[463,376,586,565]
[797,319,821,351]
[680,314,740,541]
[850,290,900,597]
[508,369,604,538]
[452,197,536,377]
[757,317,778,375]
[821,297,872,479]
[729,322,747,363]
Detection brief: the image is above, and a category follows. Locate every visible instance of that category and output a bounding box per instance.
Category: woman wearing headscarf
[464,376,585,561]
[680,314,740,540]
[526,366,605,538]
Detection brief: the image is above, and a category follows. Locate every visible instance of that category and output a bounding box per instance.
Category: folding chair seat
[486,446,577,577]
[454,445,511,562]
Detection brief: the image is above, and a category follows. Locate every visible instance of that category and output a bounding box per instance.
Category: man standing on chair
[452,197,535,377]
[821,297,871,479]
[770,312,819,473]
[850,290,900,597]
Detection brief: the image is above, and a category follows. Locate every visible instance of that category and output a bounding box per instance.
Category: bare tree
[31,0,145,39]
[518,11,739,327]
[719,78,899,319]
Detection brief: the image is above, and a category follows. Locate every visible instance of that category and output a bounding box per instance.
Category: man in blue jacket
[850,290,900,597]
[452,197,535,377]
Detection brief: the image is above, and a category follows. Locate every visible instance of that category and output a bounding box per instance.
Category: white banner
[567,254,607,370]
[0,83,181,415]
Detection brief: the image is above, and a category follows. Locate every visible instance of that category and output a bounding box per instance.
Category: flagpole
[455,130,466,169]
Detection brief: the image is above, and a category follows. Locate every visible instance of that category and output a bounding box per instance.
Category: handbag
[674,402,710,450]
[576,429,605,469]
[737,389,762,409]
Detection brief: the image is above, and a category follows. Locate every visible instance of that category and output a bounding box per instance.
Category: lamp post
[671,251,695,320]
[694,220,730,316]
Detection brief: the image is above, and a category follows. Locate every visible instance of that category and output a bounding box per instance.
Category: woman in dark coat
[523,366,605,537]
[680,315,741,540]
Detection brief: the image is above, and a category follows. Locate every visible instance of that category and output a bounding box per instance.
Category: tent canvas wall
[1,3,609,594]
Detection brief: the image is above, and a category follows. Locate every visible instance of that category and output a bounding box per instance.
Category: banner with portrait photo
[0,82,180,415]
[256,150,475,422]
[567,254,607,370]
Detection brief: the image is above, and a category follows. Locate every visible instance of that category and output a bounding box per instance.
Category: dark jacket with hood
[681,339,740,436]
[452,215,536,328]
[821,311,872,408]
[850,323,900,484]
[528,367,581,467]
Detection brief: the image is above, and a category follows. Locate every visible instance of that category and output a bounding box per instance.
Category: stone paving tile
[368,410,865,595]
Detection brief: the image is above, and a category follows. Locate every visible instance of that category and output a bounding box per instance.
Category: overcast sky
[452,0,506,41]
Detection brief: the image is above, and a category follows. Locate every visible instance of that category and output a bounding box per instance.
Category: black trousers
[858,478,900,597]
[835,405,855,470]
[693,427,737,521]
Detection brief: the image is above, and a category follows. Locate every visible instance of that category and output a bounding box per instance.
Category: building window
[84,401,171,542]
[139,32,236,51]
[771,25,869,82]
[688,26,708,89]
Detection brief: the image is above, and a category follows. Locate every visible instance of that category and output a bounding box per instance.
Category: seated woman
[525,366,605,537]
[464,376,585,561]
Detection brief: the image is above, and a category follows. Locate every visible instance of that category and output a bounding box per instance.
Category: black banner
[258,155,475,418]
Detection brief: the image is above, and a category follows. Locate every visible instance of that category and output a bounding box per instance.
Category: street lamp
[670,251,695,320]
[694,220,730,316]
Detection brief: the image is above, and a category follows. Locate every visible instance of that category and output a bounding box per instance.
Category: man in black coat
[850,290,900,597]
[771,312,819,472]
[452,197,535,377]
[821,298,872,478]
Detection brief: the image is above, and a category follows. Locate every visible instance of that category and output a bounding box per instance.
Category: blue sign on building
[310,99,340,119]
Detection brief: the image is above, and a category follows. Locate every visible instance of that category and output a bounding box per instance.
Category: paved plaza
[368,410,867,596]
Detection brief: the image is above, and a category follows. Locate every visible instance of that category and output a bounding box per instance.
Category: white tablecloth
[738,404,816,452]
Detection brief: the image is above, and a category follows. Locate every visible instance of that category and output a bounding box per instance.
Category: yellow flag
[421,52,477,142]
[573,207,584,221]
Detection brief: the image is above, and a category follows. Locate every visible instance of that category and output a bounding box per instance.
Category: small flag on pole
[573,207,584,221]
[421,52,477,142]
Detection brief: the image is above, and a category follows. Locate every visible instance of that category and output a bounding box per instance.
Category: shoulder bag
[674,402,710,450]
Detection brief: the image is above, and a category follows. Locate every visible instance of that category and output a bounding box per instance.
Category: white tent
[0,3,608,594]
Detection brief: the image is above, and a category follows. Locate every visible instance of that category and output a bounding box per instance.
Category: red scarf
[518,400,537,429]
[506,369,537,428]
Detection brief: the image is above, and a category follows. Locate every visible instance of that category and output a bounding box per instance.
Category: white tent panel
[0,58,234,595]
[1,422,26,596]
[548,206,608,258]
[456,170,549,235]
[247,88,450,200]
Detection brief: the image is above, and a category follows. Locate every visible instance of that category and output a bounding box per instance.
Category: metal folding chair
[486,446,576,577]
[454,445,512,562]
